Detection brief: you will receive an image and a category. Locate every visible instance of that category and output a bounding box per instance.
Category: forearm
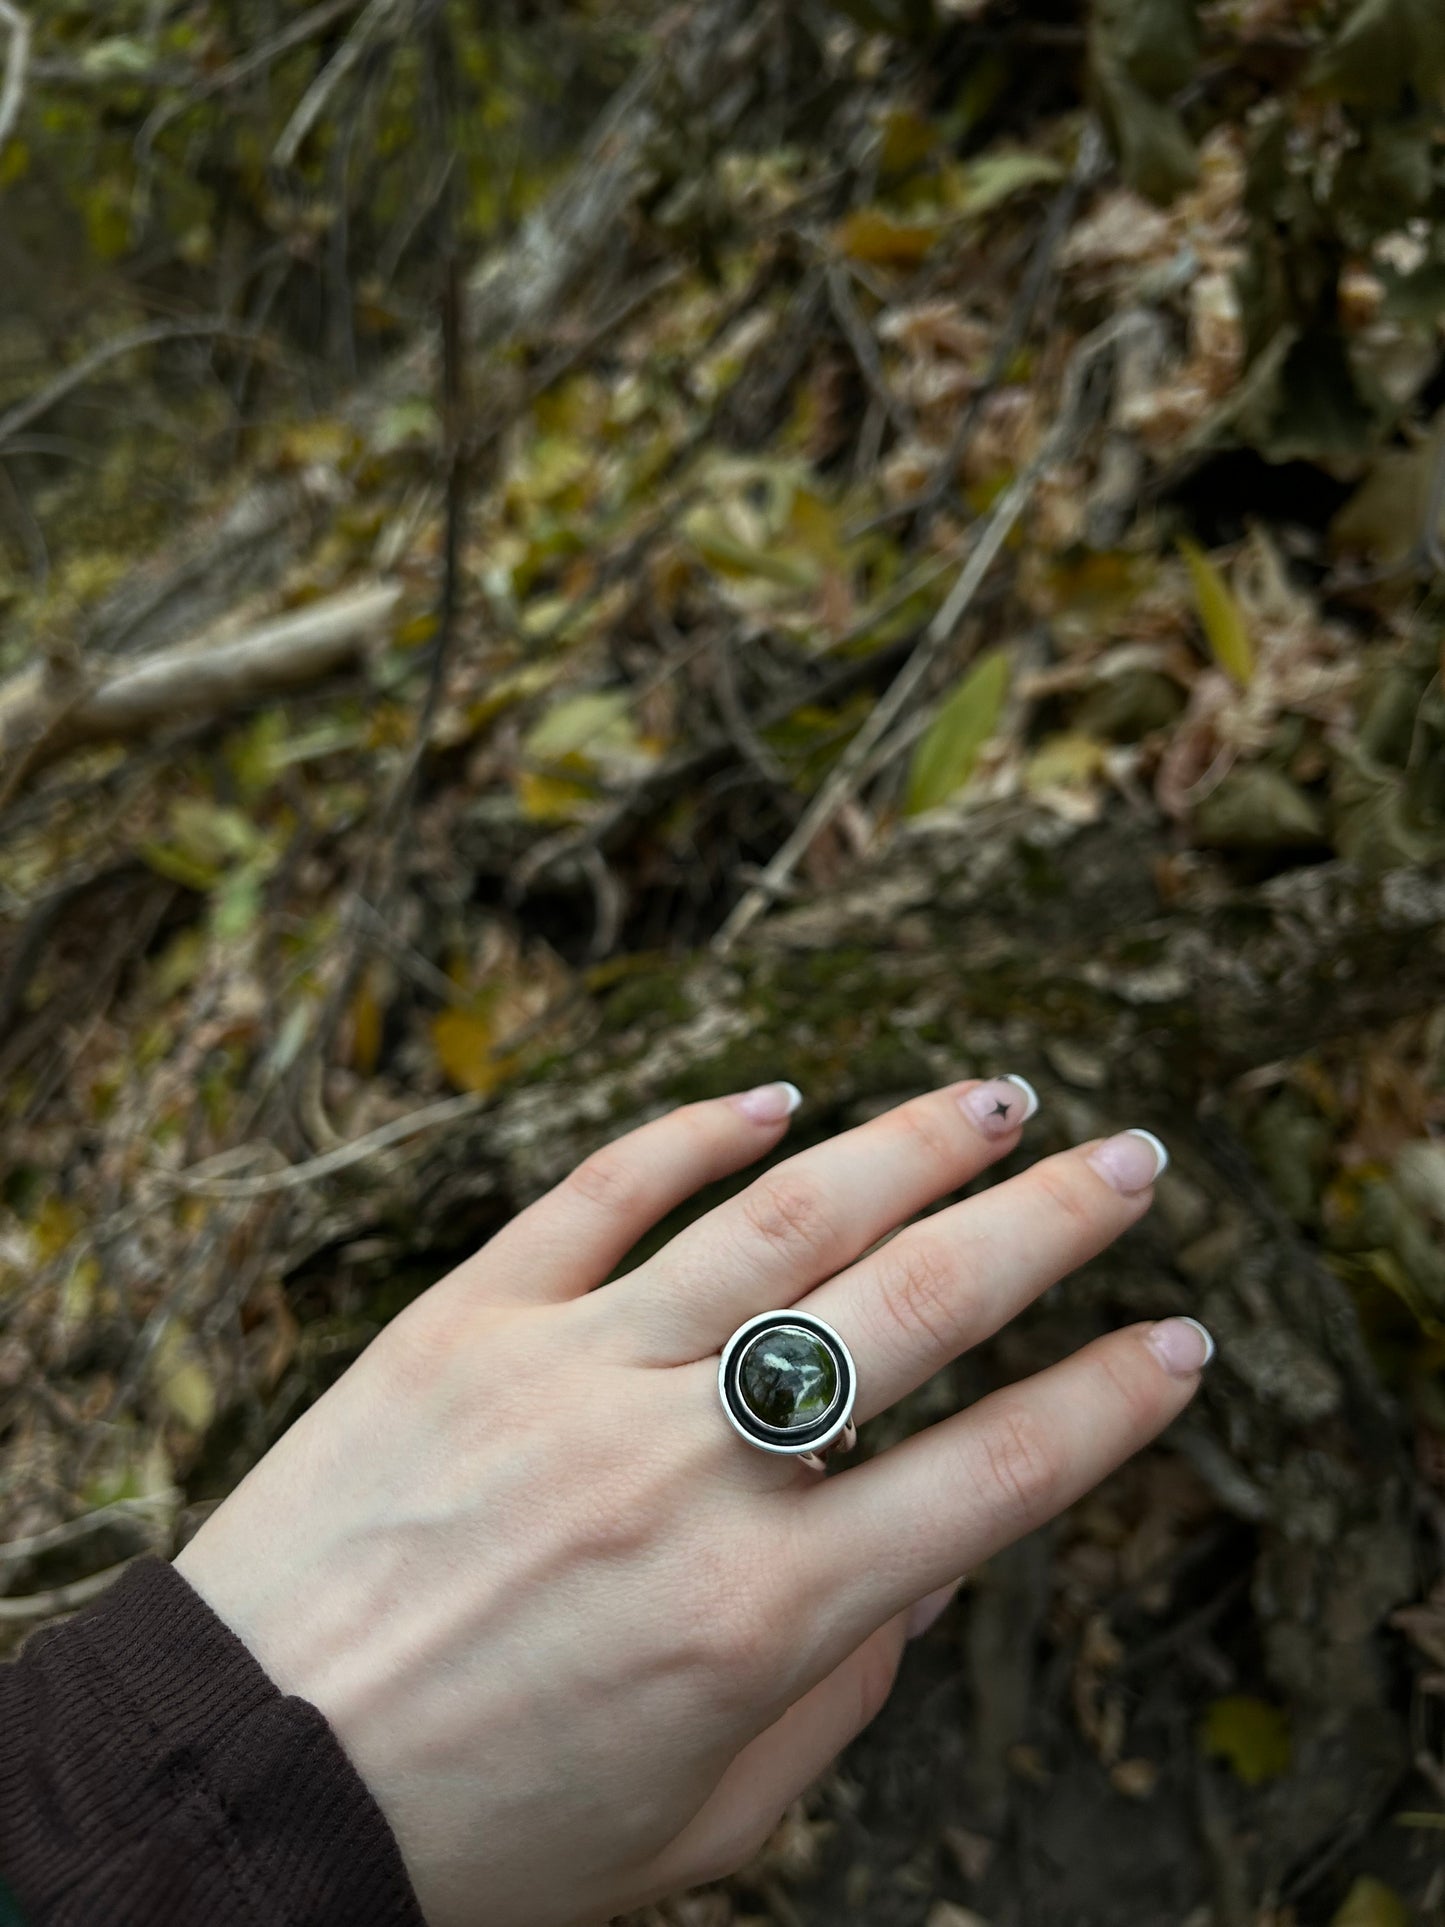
[0,1557,423,1927]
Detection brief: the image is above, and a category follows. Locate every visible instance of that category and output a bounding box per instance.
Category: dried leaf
[836,207,945,268]
[431,1009,503,1095]
[905,649,1010,814]
[1179,537,1254,687]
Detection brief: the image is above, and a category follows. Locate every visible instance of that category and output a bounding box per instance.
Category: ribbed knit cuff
[0,1555,425,1927]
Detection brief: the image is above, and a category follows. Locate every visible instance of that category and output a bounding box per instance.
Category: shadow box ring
[717,1309,858,1473]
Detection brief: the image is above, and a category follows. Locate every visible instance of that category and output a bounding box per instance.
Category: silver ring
[718,1310,858,1471]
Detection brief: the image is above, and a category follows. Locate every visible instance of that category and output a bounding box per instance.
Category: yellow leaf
[905,649,1011,814]
[152,1321,216,1433]
[160,1359,215,1432]
[516,770,593,822]
[1332,1878,1409,1927]
[348,975,385,1076]
[1199,1695,1291,1785]
[1179,536,1254,687]
[0,139,29,188]
[431,1008,502,1094]
[836,207,945,268]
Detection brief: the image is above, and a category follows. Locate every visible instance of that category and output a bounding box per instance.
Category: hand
[174,1076,1211,1927]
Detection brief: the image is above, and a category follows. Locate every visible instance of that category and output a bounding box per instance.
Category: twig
[0,1559,139,1624]
[161,1090,488,1199]
[0,1,31,155]
[853,120,1106,543]
[0,1491,179,1566]
[135,0,363,177]
[713,311,1137,952]
[272,0,410,170]
[0,320,256,455]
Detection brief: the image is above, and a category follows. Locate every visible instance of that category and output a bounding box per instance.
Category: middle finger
[615,1074,1040,1361]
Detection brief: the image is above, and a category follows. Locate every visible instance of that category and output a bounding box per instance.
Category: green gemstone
[737,1327,839,1432]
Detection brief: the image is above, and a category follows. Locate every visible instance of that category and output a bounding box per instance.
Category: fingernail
[730,1081,803,1124]
[1145,1316,1215,1377]
[1087,1128,1168,1195]
[907,1579,962,1640]
[958,1074,1039,1139]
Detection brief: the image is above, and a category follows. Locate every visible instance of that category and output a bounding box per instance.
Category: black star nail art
[990,1099,1012,1118]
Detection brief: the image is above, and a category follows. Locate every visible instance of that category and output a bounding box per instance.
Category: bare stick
[0,1,31,155]
[135,0,363,172]
[0,1559,140,1624]
[0,1491,179,1565]
[713,312,1142,952]
[272,0,410,170]
[161,1090,488,1199]
[0,320,256,454]
[0,579,402,763]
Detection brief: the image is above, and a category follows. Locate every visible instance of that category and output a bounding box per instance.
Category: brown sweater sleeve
[0,1556,425,1927]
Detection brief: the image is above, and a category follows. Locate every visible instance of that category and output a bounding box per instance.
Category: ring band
[718,1310,858,1471]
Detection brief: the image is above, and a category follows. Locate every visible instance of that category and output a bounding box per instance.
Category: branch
[0,579,402,765]
[0,320,257,455]
[272,0,412,170]
[0,1,30,155]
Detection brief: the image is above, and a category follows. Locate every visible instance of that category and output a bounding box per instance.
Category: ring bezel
[718,1310,857,1458]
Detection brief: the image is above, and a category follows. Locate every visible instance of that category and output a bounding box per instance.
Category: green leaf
[1310,0,1445,110]
[1178,538,1254,687]
[1331,1876,1410,1927]
[523,691,638,765]
[905,649,1010,814]
[1200,1695,1291,1786]
[947,150,1064,221]
[1193,767,1326,850]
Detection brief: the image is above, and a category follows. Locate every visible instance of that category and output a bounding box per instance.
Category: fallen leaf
[1331,1876,1410,1927]
[1179,537,1254,687]
[905,649,1011,813]
[1200,1694,1292,1785]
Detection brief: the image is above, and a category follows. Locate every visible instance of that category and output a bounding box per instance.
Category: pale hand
[175,1076,1211,1927]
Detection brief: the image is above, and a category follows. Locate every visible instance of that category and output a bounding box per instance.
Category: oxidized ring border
[718,1309,858,1472]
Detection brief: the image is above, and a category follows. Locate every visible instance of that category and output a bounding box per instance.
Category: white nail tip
[1176,1316,1216,1366]
[1125,1127,1169,1177]
[1001,1073,1040,1121]
[778,1081,803,1114]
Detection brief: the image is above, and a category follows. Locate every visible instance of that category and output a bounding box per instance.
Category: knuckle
[700,1593,786,1702]
[1094,1340,1160,1436]
[565,1144,642,1217]
[871,1230,958,1356]
[977,1399,1060,1533]
[738,1169,829,1258]
[1032,1162,1100,1238]
[891,1099,959,1171]
[691,1808,786,1889]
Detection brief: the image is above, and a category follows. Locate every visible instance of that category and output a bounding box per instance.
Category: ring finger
[801,1125,1169,1424]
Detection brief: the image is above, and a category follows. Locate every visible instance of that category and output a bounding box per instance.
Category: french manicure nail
[1087,1127,1169,1195]
[907,1578,962,1640]
[1146,1316,1215,1377]
[958,1074,1039,1138]
[731,1081,803,1124]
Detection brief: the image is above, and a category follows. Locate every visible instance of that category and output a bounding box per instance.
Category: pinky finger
[638,1611,910,1896]
[809,1318,1215,1646]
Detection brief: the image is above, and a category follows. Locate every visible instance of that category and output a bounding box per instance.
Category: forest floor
[1,4,1444,1922]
